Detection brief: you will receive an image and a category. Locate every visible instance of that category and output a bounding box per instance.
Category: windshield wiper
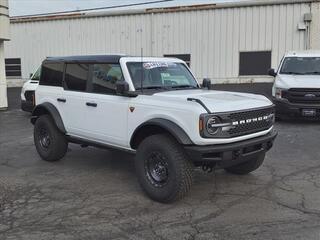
[282,72,305,75]
[135,86,169,90]
[170,85,198,89]
[302,71,320,75]
[136,85,198,90]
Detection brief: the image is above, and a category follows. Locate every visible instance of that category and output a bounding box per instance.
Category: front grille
[221,107,274,137]
[24,90,35,102]
[283,88,320,104]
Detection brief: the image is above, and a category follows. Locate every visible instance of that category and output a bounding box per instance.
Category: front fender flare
[131,118,194,147]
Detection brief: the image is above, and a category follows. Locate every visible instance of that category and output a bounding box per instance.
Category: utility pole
[0,0,10,110]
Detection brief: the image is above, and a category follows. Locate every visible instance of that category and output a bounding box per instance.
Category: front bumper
[184,131,277,168]
[273,98,320,118]
[21,100,34,112]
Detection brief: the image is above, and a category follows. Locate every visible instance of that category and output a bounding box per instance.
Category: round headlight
[206,116,220,135]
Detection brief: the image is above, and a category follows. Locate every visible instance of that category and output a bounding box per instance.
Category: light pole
[0,0,10,110]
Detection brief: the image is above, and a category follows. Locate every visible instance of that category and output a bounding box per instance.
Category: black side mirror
[202,78,212,90]
[29,73,33,78]
[116,81,129,95]
[268,68,277,77]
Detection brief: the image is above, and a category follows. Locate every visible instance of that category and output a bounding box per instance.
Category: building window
[64,63,89,92]
[164,54,191,67]
[239,51,271,76]
[5,58,21,77]
[40,63,64,87]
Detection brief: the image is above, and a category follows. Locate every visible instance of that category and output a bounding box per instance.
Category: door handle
[57,98,66,103]
[86,102,97,107]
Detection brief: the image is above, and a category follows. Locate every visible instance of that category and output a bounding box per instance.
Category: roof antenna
[141,47,144,93]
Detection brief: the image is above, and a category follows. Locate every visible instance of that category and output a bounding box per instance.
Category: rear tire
[135,134,193,203]
[34,115,68,162]
[224,153,265,175]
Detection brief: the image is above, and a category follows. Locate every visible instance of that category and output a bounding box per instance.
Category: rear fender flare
[31,103,66,134]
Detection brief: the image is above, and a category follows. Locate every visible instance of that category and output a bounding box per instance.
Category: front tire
[34,115,68,162]
[224,153,265,175]
[135,134,193,203]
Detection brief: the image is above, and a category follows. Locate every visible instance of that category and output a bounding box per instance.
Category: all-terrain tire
[224,153,265,175]
[135,134,193,203]
[34,115,68,161]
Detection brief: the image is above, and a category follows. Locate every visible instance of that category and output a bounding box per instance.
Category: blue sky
[8,0,243,16]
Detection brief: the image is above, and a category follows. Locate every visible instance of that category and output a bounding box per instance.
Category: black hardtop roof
[44,55,127,63]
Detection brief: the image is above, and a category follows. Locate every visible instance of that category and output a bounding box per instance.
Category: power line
[11,0,174,18]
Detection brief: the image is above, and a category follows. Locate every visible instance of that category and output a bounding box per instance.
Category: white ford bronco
[32,55,277,203]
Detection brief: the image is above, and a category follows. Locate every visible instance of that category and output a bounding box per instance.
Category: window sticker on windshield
[143,62,176,69]
[161,73,171,77]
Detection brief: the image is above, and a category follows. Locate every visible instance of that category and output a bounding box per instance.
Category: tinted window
[64,63,89,92]
[40,63,63,86]
[239,51,271,76]
[91,64,123,94]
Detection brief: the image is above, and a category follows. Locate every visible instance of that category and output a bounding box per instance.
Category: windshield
[280,57,320,75]
[127,62,198,90]
[31,66,41,81]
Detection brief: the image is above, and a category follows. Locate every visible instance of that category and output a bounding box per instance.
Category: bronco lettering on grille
[232,114,274,126]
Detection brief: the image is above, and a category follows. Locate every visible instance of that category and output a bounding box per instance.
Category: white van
[269,50,320,119]
[21,66,40,112]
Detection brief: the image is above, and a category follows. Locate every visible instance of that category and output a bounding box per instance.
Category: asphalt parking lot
[1,88,320,240]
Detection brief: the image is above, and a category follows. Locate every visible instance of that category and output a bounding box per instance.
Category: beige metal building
[0,0,9,108]
[4,0,320,87]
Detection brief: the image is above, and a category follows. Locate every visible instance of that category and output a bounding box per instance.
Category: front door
[83,63,129,147]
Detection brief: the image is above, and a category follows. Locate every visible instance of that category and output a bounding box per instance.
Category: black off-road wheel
[34,115,68,162]
[224,153,265,175]
[135,134,193,203]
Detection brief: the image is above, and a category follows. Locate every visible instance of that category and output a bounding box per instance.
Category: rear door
[58,63,91,137]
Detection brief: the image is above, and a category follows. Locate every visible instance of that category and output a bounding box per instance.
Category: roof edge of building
[10,0,319,23]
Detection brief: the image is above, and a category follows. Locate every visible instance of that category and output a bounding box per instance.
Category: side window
[40,63,63,86]
[64,63,89,92]
[91,64,123,94]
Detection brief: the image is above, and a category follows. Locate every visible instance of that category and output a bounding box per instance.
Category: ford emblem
[305,93,316,98]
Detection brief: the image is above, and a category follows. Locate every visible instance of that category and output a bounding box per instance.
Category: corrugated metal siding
[4,2,311,84]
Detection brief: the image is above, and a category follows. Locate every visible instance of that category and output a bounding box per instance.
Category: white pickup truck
[31,55,277,203]
[269,50,320,119]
